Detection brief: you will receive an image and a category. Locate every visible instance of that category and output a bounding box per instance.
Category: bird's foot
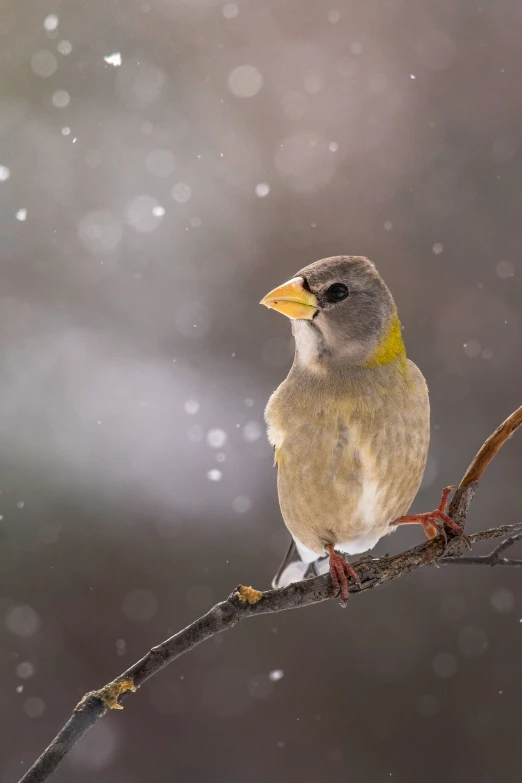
[394,485,472,551]
[327,544,361,607]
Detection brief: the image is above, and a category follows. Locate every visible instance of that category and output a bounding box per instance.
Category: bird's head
[260,255,405,370]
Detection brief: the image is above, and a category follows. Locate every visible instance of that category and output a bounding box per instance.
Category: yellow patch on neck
[274,446,286,467]
[365,312,406,368]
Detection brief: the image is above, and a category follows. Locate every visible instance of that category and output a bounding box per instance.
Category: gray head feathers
[291,256,400,371]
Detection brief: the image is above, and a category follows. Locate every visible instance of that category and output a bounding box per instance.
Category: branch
[18,405,522,783]
[440,531,522,567]
[458,404,522,487]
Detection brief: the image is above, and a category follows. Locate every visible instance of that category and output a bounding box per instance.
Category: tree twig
[440,531,522,567]
[17,405,522,783]
[459,404,522,487]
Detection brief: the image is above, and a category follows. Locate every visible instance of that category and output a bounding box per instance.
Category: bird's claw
[436,485,472,552]
[437,513,472,554]
[328,546,361,607]
[395,485,472,556]
[421,511,472,552]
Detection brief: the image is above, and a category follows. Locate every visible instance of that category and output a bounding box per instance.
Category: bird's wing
[272,537,329,589]
[272,538,297,589]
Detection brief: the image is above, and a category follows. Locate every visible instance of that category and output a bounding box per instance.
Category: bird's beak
[260,276,318,320]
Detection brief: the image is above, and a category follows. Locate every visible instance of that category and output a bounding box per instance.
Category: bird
[260,255,470,604]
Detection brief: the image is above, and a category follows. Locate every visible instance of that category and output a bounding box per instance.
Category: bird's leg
[393,485,472,549]
[327,544,361,607]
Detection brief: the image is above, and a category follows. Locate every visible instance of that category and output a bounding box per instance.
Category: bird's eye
[326,283,349,302]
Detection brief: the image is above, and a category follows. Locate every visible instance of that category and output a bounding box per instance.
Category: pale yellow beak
[260,276,318,320]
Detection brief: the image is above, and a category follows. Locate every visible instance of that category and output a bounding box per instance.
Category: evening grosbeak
[261,256,470,604]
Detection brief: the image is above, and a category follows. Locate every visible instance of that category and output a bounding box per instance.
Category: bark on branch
[18,405,522,783]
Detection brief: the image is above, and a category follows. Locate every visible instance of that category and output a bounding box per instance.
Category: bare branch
[17,406,522,783]
[440,531,522,567]
[459,404,522,487]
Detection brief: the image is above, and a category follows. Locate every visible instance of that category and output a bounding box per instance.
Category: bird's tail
[272,539,329,589]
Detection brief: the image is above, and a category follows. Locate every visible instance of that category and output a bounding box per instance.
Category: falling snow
[243,421,262,442]
[5,605,40,637]
[255,183,270,198]
[227,65,263,98]
[463,340,481,358]
[16,662,35,679]
[52,90,71,108]
[125,195,164,232]
[222,3,239,19]
[207,429,227,448]
[232,495,251,513]
[184,400,200,415]
[496,260,514,278]
[31,50,58,78]
[104,53,122,67]
[172,182,192,203]
[43,14,59,32]
[57,40,72,55]
[24,697,46,718]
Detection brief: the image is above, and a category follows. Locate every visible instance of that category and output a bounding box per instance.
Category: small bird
[261,255,470,603]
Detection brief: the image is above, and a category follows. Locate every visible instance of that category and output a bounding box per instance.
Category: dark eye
[327,283,349,302]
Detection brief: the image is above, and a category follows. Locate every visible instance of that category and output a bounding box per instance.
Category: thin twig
[459,404,522,487]
[440,531,522,567]
[17,405,522,783]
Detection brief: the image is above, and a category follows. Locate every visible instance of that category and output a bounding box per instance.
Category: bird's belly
[279,468,399,556]
[276,420,428,557]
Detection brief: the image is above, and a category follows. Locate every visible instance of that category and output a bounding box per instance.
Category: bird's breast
[266,366,430,556]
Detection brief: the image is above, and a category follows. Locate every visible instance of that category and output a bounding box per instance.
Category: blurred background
[1,1,521,781]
